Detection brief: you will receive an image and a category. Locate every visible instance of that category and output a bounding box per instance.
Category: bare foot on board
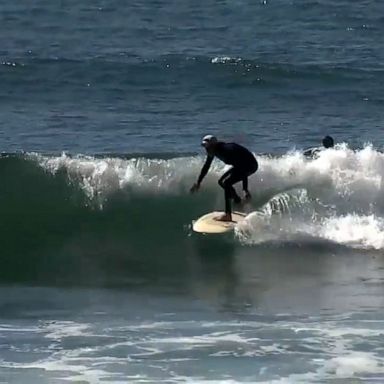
[214,213,233,222]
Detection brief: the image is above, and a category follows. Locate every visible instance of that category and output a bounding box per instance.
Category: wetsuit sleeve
[304,147,319,158]
[303,148,313,157]
[197,155,213,185]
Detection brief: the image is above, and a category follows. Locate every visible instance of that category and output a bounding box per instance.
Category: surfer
[190,135,258,222]
[304,135,334,158]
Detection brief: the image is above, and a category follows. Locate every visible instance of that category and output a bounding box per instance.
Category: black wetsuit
[198,142,258,215]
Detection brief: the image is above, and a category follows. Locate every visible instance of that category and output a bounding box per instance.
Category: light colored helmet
[201,135,218,146]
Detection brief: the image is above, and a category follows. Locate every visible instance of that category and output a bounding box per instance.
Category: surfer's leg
[218,168,244,217]
[218,170,233,219]
[218,168,232,188]
[219,169,242,202]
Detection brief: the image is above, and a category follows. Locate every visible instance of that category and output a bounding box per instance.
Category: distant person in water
[190,135,258,222]
[304,135,335,158]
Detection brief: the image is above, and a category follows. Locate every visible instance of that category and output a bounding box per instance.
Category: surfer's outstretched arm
[198,155,213,184]
[242,176,252,201]
[191,155,213,192]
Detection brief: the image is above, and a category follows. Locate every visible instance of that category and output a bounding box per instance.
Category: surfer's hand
[190,183,200,193]
[244,191,252,202]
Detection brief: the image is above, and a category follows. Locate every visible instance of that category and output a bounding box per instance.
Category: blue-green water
[1,1,384,382]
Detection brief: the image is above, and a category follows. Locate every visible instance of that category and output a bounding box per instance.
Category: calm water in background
[1,0,384,154]
[1,1,384,382]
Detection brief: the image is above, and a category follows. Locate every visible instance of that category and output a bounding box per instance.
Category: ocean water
[1,0,384,383]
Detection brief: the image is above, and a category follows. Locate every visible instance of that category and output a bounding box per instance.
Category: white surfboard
[192,211,247,234]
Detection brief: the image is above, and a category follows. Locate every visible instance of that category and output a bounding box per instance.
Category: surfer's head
[201,135,218,151]
[322,135,334,148]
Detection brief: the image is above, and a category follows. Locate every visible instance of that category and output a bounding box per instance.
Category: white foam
[211,56,242,64]
[29,145,384,206]
[4,315,384,383]
[325,352,384,378]
[148,331,249,347]
[30,152,217,202]
[320,214,384,249]
[44,321,91,340]
[237,210,384,249]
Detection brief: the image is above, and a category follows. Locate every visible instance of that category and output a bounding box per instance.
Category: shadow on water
[185,234,242,308]
[175,234,384,314]
[218,242,384,314]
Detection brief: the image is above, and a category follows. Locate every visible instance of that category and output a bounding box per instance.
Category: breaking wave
[0,144,383,284]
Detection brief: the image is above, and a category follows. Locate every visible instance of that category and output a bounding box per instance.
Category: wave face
[1,146,383,284]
